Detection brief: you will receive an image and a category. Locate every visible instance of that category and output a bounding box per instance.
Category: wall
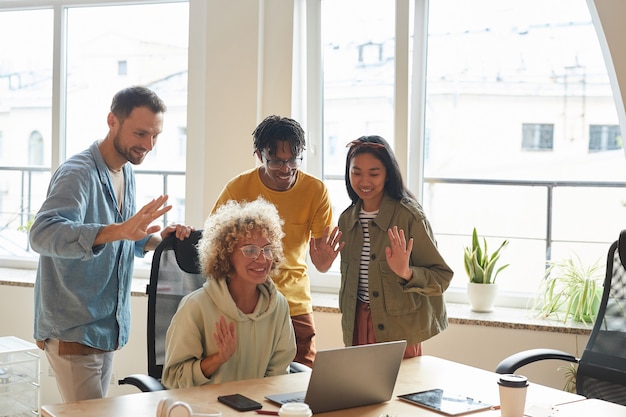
[590,0,626,142]
[0,284,585,408]
[185,0,297,228]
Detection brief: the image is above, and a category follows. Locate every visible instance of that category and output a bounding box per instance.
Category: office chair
[495,230,626,405]
[119,230,309,392]
[119,230,205,391]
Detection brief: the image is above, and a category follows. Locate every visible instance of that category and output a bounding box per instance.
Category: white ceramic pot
[467,282,498,312]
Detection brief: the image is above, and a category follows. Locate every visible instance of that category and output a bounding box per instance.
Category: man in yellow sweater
[212,115,343,367]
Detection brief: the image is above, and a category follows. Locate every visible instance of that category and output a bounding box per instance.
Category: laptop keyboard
[283,396,305,404]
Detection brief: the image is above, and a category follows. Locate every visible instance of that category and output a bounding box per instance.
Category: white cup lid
[278,403,312,416]
[498,374,529,388]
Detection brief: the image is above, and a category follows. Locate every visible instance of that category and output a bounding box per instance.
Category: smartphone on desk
[218,393,263,411]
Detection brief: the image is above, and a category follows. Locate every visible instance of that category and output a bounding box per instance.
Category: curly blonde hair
[197,198,285,280]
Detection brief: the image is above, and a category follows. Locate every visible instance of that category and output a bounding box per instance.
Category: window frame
[305,0,626,310]
[305,0,421,294]
[589,124,622,152]
[522,123,555,151]
[0,0,191,271]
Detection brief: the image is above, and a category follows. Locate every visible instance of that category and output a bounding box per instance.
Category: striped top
[358,208,379,303]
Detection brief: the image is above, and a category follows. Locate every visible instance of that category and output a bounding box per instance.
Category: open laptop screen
[266,340,407,414]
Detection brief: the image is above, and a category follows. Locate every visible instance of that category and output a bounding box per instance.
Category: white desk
[550,398,626,416]
[41,355,605,417]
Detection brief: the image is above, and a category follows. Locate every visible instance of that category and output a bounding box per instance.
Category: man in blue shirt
[30,86,193,402]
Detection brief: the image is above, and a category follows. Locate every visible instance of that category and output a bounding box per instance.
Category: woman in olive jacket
[338,135,453,358]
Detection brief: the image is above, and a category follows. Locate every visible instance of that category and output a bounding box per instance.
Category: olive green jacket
[338,193,453,347]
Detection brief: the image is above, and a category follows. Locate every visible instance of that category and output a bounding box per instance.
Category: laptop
[265,340,406,414]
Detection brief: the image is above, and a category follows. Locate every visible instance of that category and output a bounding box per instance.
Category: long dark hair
[344,135,415,204]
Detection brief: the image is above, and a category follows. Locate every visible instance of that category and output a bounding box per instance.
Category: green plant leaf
[533,255,603,324]
[463,228,509,284]
[558,363,577,393]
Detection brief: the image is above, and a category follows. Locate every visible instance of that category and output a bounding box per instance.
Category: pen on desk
[255,410,279,416]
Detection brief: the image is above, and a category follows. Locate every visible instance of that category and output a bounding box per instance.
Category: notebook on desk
[265,340,406,414]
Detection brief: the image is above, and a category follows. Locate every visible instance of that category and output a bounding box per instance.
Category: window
[589,124,622,152]
[0,1,188,265]
[28,131,44,165]
[522,123,554,151]
[0,8,53,260]
[118,60,128,76]
[320,0,397,222]
[315,0,624,305]
[66,3,188,238]
[357,42,385,66]
[308,0,402,290]
[423,0,623,302]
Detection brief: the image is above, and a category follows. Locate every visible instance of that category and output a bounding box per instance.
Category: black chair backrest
[576,230,626,405]
[146,230,205,380]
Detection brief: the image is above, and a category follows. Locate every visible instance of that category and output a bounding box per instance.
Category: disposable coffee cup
[498,374,529,417]
[278,403,312,417]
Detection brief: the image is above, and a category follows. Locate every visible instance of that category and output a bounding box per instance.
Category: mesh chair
[119,230,205,392]
[495,230,626,405]
[119,230,309,392]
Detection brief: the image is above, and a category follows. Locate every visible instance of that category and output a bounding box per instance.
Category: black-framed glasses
[239,244,274,260]
[263,155,303,170]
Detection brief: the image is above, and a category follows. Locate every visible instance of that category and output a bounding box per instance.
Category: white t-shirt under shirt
[108,168,124,212]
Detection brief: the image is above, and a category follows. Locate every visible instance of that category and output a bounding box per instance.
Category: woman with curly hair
[162,198,296,388]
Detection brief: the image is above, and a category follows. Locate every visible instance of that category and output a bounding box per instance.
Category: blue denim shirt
[31,141,149,351]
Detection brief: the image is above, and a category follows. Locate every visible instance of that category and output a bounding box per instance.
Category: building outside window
[522,124,554,151]
[118,60,128,76]
[589,124,622,152]
[28,131,44,165]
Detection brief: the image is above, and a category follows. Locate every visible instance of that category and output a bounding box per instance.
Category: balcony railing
[0,166,185,257]
[4,165,626,265]
[324,173,626,265]
[423,177,626,262]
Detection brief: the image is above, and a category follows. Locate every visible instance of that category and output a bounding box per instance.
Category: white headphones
[157,398,193,417]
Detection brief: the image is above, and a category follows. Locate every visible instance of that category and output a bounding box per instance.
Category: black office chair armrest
[496,348,578,374]
[118,374,166,392]
[289,361,312,373]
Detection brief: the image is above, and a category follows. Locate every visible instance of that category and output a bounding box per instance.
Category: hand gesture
[213,315,237,365]
[95,195,172,246]
[121,195,171,240]
[309,225,345,273]
[385,226,414,281]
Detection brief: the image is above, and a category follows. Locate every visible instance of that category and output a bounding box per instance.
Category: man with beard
[30,86,193,402]
[212,115,343,368]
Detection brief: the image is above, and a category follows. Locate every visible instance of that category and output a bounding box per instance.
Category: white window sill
[0,267,592,336]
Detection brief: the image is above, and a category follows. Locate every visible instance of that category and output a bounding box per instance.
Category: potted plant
[532,255,603,325]
[558,363,578,393]
[464,227,510,312]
